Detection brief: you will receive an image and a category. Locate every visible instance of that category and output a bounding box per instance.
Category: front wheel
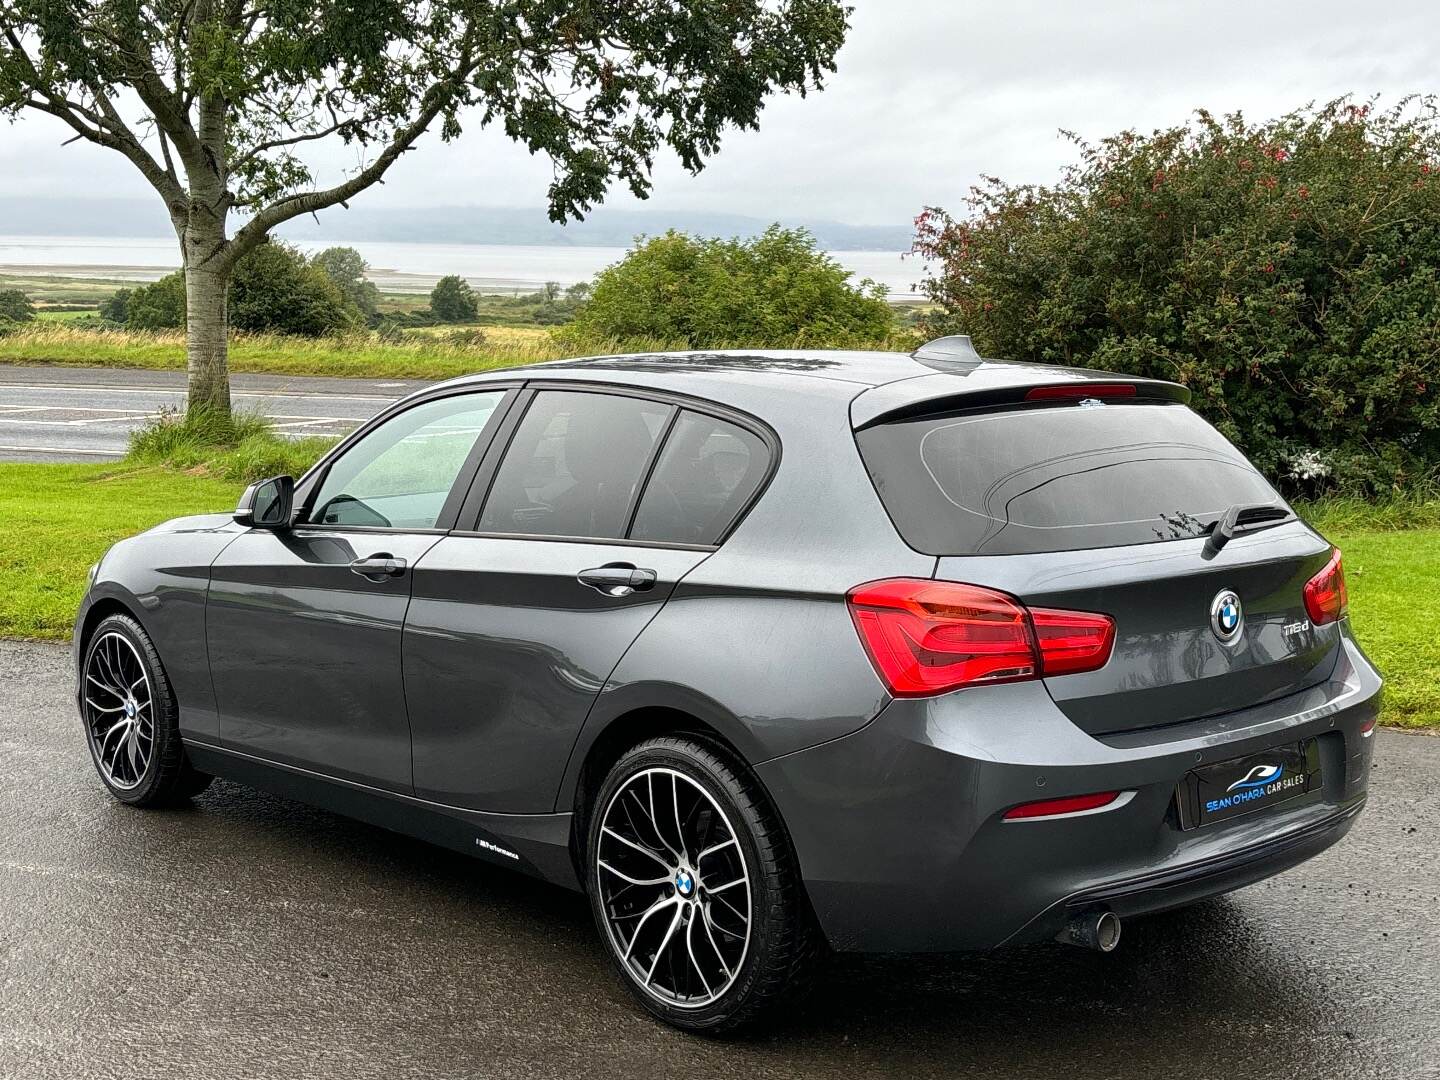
[80,613,212,806]
[586,735,818,1033]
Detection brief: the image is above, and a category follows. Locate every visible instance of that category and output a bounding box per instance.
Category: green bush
[229,243,355,336]
[99,289,131,324]
[565,225,896,348]
[0,290,36,322]
[123,244,357,335]
[125,273,187,329]
[913,98,1440,496]
[313,246,381,319]
[430,275,479,322]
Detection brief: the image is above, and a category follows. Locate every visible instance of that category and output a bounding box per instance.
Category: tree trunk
[184,256,231,416]
[185,61,232,418]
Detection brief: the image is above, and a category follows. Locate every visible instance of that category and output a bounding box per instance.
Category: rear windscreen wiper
[1204,502,1294,554]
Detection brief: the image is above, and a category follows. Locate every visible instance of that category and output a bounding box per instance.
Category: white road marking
[0,381,397,402]
[0,444,124,456]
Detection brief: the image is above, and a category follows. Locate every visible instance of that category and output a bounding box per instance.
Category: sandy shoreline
[0,261,560,295]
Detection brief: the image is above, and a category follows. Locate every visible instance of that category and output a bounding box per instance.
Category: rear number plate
[1189,742,1316,827]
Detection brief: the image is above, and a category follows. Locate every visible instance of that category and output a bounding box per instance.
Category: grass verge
[0,463,239,639]
[125,407,334,481]
[0,322,562,379]
[0,323,916,380]
[1328,529,1438,729]
[0,455,1434,729]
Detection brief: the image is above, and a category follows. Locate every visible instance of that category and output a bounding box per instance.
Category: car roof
[436,336,1189,425]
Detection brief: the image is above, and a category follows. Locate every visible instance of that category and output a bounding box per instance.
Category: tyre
[80,613,213,806]
[585,735,818,1033]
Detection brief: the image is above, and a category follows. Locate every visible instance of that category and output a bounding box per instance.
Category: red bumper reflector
[1360,716,1376,737]
[1003,791,1121,820]
[1025,384,1137,401]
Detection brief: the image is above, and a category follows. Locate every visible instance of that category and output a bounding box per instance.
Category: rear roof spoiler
[850,337,1191,429]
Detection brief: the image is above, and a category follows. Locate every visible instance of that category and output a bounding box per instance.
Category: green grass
[125,407,334,481]
[1301,495,1440,534]
[0,453,1434,729]
[1330,528,1439,729]
[0,272,129,306]
[0,463,239,640]
[34,308,98,321]
[0,322,568,379]
[0,322,916,380]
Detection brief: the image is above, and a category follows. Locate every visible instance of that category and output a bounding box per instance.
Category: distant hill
[0,197,911,252]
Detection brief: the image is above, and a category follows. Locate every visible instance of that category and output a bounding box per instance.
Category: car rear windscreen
[856,402,1283,555]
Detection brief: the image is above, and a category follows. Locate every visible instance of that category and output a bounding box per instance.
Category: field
[0,321,917,378]
[0,457,1433,729]
[0,322,573,379]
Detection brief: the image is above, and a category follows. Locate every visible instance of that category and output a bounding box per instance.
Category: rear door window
[630,411,771,545]
[479,390,671,539]
[856,402,1282,555]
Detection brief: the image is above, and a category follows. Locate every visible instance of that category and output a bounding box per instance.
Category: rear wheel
[586,735,818,1033]
[81,613,212,806]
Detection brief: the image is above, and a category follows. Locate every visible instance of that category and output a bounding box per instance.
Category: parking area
[1,637,1436,1080]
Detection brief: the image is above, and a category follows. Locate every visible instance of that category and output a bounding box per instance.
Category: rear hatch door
[856,398,1340,736]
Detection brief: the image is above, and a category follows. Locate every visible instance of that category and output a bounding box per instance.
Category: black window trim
[291,382,524,535]
[450,379,781,550]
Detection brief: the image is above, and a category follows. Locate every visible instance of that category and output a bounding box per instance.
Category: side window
[479,390,671,539]
[308,391,505,530]
[630,411,771,545]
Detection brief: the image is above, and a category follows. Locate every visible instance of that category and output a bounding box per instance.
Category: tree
[229,244,354,336]
[125,273,187,329]
[99,289,131,324]
[0,2,850,416]
[124,244,355,335]
[567,226,895,347]
[313,247,380,319]
[912,98,1440,495]
[0,289,35,322]
[430,275,479,323]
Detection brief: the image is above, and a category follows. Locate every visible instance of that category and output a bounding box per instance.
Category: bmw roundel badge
[1210,589,1244,644]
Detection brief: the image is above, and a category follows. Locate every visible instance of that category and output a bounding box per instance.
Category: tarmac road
[0,366,428,462]
[0,637,1436,1080]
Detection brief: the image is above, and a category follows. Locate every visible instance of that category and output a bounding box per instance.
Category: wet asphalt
[0,365,425,462]
[1,638,1436,1080]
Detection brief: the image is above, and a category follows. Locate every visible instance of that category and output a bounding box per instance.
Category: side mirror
[234,475,294,529]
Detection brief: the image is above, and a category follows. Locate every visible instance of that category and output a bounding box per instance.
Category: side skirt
[184,741,581,891]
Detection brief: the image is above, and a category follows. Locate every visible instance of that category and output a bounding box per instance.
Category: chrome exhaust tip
[1057,909,1122,952]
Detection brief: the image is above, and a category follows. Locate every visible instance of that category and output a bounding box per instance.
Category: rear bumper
[757,631,1381,953]
[1024,795,1363,942]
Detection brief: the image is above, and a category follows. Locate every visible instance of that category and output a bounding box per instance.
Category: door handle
[349,553,407,580]
[577,563,657,597]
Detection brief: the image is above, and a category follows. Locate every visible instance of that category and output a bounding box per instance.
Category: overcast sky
[1,0,1437,226]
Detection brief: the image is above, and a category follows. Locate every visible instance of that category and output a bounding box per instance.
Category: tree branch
[231,117,362,172]
[225,66,474,267]
[4,28,185,210]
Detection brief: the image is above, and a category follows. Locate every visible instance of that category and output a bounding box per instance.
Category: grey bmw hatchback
[74,336,1380,1032]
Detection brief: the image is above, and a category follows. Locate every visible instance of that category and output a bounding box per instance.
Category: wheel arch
[565,704,793,895]
[77,595,146,652]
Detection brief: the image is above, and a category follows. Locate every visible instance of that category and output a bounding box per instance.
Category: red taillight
[1025,384,1137,401]
[1303,549,1348,625]
[1003,791,1121,820]
[1030,607,1118,676]
[847,579,1115,697]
